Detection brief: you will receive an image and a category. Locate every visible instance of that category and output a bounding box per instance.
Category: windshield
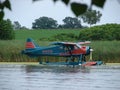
[76,44,81,48]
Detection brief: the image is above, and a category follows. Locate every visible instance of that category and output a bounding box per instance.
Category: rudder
[25,38,38,49]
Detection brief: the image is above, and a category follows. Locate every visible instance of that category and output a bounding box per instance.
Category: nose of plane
[85,46,91,55]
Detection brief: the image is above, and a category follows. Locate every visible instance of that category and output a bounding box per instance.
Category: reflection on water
[25,65,90,73]
[0,64,120,90]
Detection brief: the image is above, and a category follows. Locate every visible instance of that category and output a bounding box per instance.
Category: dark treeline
[32,16,83,29]
[13,9,102,30]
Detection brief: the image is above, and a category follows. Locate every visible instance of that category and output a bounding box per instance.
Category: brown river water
[0,64,120,90]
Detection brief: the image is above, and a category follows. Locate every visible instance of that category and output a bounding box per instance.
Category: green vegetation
[91,41,120,63]
[52,33,77,41]
[79,24,120,40]
[0,24,120,63]
[32,16,57,29]
[15,24,120,41]
[0,19,15,40]
[15,29,81,40]
[81,9,102,26]
[0,40,120,63]
[0,25,120,63]
[0,0,106,20]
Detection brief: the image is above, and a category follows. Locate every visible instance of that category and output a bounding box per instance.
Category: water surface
[0,64,120,90]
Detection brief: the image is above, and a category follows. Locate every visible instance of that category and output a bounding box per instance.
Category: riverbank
[0,62,38,65]
[0,62,120,66]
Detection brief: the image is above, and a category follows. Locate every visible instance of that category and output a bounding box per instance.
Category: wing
[77,41,91,45]
[50,42,82,49]
[50,42,76,46]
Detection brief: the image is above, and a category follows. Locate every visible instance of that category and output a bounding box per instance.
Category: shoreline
[0,62,39,65]
[0,62,120,65]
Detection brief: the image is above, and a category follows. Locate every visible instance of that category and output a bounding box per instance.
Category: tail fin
[25,38,39,49]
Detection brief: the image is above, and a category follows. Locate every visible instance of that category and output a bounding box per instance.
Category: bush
[79,24,120,41]
[0,19,15,40]
[52,33,77,41]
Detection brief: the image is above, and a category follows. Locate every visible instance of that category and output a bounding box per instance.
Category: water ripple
[0,64,120,90]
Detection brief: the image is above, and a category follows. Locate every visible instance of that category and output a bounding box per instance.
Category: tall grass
[0,40,120,63]
[91,41,120,63]
[0,29,120,62]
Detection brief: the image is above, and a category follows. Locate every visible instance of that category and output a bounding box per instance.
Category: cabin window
[63,45,74,52]
[59,46,63,49]
[74,46,79,49]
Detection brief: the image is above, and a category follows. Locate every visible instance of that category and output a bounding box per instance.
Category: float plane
[22,38,102,66]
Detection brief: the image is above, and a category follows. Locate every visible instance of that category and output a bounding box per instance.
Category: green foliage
[0,40,120,63]
[79,24,120,41]
[0,19,15,40]
[81,9,102,26]
[51,33,77,41]
[15,29,81,40]
[0,0,11,20]
[32,16,83,29]
[71,3,87,16]
[61,0,70,5]
[92,0,106,8]
[16,24,120,41]
[0,40,37,62]
[32,16,58,29]
[0,11,4,21]
[62,17,82,29]
[0,28,120,62]
[0,0,106,21]
[52,0,106,16]
[91,41,120,63]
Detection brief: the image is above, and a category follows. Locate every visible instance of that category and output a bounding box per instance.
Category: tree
[0,19,15,40]
[13,21,21,30]
[0,0,106,21]
[32,16,58,29]
[20,26,29,30]
[62,17,82,28]
[81,9,102,26]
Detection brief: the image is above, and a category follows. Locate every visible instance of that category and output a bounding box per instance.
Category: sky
[4,0,120,29]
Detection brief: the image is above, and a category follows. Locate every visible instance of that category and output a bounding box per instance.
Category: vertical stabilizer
[25,38,38,49]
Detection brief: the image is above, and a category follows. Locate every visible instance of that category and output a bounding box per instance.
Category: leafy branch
[0,0,106,21]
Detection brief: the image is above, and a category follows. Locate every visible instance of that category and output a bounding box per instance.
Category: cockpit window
[74,46,79,49]
[76,44,81,48]
[59,46,63,49]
